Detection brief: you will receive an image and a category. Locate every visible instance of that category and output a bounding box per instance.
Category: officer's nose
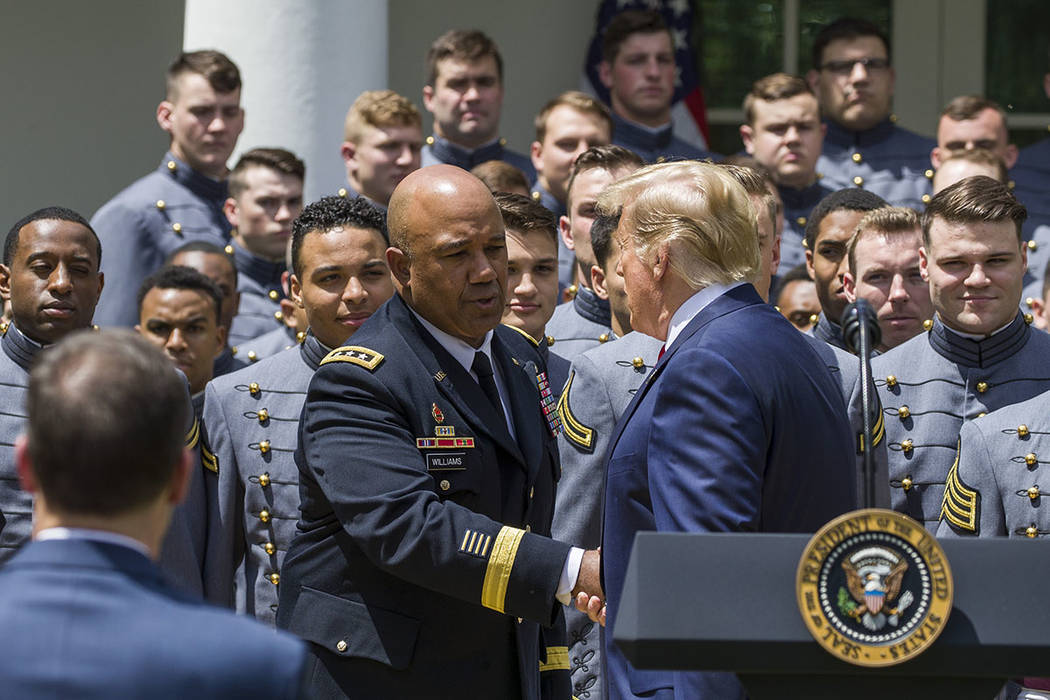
[48,264,73,295]
[887,273,910,302]
[166,328,187,352]
[964,263,990,287]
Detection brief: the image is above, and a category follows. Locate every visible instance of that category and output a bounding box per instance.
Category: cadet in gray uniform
[807,18,934,208]
[555,330,661,700]
[91,50,243,327]
[202,195,394,622]
[221,149,305,347]
[420,30,534,181]
[854,176,1050,531]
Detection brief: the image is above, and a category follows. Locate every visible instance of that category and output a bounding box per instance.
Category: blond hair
[344,90,421,143]
[597,161,759,290]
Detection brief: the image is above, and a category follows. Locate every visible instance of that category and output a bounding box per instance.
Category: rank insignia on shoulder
[416,437,475,449]
[557,371,594,452]
[320,345,384,371]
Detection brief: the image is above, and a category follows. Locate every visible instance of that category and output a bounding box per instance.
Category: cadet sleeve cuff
[555,547,584,606]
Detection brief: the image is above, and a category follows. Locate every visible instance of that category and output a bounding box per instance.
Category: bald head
[388,165,500,256]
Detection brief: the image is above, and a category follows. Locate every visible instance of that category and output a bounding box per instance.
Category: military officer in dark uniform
[338,89,423,212]
[599,10,719,164]
[740,73,833,272]
[91,50,244,327]
[276,165,600,699]
[807,18,934,208]
[854,176,1050,531]
[495,193,570,396]
[528,92,612,290]
[202,196,393,623]
[548,146,643,360]
[420,30,534,181]
[805,188,888,350]
[221,148,305,347]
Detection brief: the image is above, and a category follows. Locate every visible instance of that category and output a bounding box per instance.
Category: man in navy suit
[587,161,856,699]
[0,330,307,699]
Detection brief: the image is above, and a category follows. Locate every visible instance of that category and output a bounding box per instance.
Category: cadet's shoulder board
[502,323,540,347]
[940,438,979,533]
[321,345,385,371]
[184,418,200,450]
[557,371,595,453]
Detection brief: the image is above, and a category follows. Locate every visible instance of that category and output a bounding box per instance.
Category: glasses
[820,57,891,76]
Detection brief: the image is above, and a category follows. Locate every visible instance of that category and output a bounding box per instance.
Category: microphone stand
[841,300,880,509]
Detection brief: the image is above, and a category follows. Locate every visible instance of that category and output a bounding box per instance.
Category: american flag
[582,0,711,149]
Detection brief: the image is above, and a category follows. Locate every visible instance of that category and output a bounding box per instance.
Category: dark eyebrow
[434,238,472,255]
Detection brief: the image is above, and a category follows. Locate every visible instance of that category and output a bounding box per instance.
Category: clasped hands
[570,548,606,627]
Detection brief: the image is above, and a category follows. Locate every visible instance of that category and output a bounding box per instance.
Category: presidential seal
[796,509,953,667]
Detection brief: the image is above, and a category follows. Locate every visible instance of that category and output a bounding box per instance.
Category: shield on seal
[865,589,885,615]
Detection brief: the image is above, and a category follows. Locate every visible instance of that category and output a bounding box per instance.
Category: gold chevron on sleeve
[539,646,570,672]
[480,525,526,614]
[184,418,200,449]
[201,443,219,474]
[940,439,978,532]
[557,371,595,453]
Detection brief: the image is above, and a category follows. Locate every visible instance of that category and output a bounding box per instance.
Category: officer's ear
[598,61,614,90]
[559,215,574,252]
[530,140,544,173]
[387,246,412,288]
[157,100,176,135]
[223,197,239,229]
[0,264,11,304]
[740,124,755,154]
[918,246,930,282]
[591,263,609,301]
[289,273,304,308]
[842,270,857,302]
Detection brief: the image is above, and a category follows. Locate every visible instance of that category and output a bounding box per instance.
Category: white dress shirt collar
[36,526,152,558]
[664,282,744,350]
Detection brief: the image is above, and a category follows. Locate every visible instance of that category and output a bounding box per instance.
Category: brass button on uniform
[1018,424,1030,437]
[546,335,554,347]
[258,408,269,423]
[851,152,862,163]
[656,156,666,163]
[1027,297,1035,308]
[922,319,933,331]
[296,331,307,344]
[167,160,177,171]
[249,382,261,396]
[976,381,988,394]
[921,194,931,204]
[259,440,271,454]
[1028,485,1041,501]
[274,311,284,322]
[886,375,897,387]
[426,136,435,145]
[924,169,934,179]
[268,290,279,300]
[224,244,234,255]
[336,640,348,652]
[977,412,986,418]
[901,439,914,455]
[338,188,348,198]
[259,509,271,523]
[808,313,819,326]
[439,479,451,491]
[796,216,806,226]
[1026,453,1038,466]
[171,223,182,234]
[1026,525,1038,538]
[155,199,166,210]
[599,333,610,343]
[1025,313,1035,325]
[499,137,507,146]
[259,472,271,487]
[852,176,864,186]
[531,191,541,201]
[632,356,644,369]
[1028,240,1038,251]
[898,405,910,420]
[268,572,280,585]
[247,351,258,362]
[264,542,276,555]
[902,476,913,491]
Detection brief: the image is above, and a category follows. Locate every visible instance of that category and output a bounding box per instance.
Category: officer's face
[933,109,1017,169]
[920,217,1026,336]
[600,31,676,125]
[811,36,894,132]
[843,230,932,352]
[776,278,820,332]
[424,56,503,147]
[136,287,225,395]
[290,226,393,349]
[227,166,303,262]
[344,123,423,206]
[742,94,825,189]
[0,219,103,345]
[530,106,610,204]
[391,189,508,348]
[159,73,244,179]
[170,250,239,332]
[563,167,629,275]
[502,227,559,342]
[806,209,865,324]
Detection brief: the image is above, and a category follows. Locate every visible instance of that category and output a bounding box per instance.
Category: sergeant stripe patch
[557,371,595,453]
[481,525,526,613]
[184,418,201,450]
[940,439,978,533]
[459,529,492,558]
[201,443,219,474]
[539,646,570,672]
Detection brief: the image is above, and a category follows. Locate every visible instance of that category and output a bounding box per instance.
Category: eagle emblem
[840,547,913,631]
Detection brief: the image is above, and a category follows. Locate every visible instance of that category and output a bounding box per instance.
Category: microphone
[840,300,881,355]
[841,300,881,509]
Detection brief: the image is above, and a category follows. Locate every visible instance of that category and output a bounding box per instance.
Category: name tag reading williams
[426,452,466,471]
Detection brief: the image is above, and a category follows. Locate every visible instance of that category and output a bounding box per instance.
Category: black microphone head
[840,299,881,354]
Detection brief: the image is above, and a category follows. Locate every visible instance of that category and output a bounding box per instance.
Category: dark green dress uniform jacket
[276,294,572,700]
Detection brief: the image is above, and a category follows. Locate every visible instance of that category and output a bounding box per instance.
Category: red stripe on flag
[683,88,710,145]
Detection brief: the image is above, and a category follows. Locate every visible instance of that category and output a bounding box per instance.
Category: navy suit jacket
[601,285,856,699]
[0,538,307,699]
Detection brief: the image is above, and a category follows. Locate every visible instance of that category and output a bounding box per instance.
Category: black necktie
[472,351,507,426]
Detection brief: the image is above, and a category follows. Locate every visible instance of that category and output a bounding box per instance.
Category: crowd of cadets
[2,9,1050,699]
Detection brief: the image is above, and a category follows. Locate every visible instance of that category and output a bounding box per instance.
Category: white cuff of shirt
[555,546,585,606]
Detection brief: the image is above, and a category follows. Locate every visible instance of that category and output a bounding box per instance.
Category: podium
[614,532,1050,700]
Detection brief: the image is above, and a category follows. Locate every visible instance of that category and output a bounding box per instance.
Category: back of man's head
[26,330,188,517]
[920,175,1027,248]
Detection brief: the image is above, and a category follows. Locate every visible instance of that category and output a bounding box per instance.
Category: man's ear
[387,247,412,288]
[422,85,435,113]
[223,197,239,229]
[930,146,944,170]
[591,263,609,300]
[157,100,175,134]
[598,61,613,90]
[340,141,356,166]
[1004,143,1019,170]
[805,248,816,281]
[842,271,857,302]
[559,215,574,251]
[0,263,12,303]
[213,324,228,359]
[289,273,304,308]
[806,70,820,94]
[740,125,755,155]
[918,246,930,282]
[530,141,544,173]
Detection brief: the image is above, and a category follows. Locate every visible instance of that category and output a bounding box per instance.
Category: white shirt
[411,310,582,604]
[37,526,152,558]
[664,282,744,349]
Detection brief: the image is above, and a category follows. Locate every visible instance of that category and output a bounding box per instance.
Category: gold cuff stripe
[557,372,594,450]
[201,444,219,474]
[940,440,977,532]
[539,646,570,672]
[184,418,200,449]
[481,525,526,613]
[320,345,385,371]
[501,323,540,347]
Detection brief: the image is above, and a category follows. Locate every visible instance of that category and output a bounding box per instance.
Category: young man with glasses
[807,18,935,209]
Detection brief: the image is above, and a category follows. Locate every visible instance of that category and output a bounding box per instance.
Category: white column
[183,0,388,201]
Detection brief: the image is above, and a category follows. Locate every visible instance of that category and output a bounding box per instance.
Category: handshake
[569,548,606,627]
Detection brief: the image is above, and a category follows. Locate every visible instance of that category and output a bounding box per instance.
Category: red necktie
[657,345,666,361]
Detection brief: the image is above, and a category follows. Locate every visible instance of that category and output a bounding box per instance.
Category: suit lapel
[492,333,541,476]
